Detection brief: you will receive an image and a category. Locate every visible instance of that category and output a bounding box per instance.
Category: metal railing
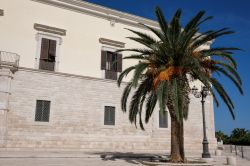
[0,51,20,72]
[224,144,250,161]
[39,60,55,71]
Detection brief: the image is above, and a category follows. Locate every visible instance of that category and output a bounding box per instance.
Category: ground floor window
[159,110,168,128]
[35,100,51,122]
[104,106,115,125]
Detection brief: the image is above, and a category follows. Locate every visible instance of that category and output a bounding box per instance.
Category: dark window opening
[39,38,56,71]
[106,51,117,72]
[35,100,51,122]
[104,106,115,125]
[159,110,168,128]
[101,50,122,80]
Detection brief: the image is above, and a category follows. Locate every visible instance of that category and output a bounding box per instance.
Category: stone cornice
[31,0,159,29]
[30,0,214,47]
[99,38,125,48]
[34,23,66,36]
[19,67,128,85]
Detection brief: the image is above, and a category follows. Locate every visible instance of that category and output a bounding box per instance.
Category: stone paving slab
[0,151,250,166]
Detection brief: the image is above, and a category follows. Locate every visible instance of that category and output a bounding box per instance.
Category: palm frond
[212,66,243,94]
[215,61,242,85]
[156,81,169,113]
[129,78,149,126]
[155,7,168,35]
[125,28,158,45]
[139,23,166,42]
[210,78,235,119]
[132,63,148,87]
[121,82,133,112]
[117,66,135,87]
[192,28,235,49]
[184,11,205,33]
[145,91,157,123]
[203,52,237,69]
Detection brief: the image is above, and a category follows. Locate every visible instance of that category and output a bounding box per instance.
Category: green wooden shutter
[117,53,122,72]
[101,50,107,70]
[40,38,50,60]
[49,39,57,59]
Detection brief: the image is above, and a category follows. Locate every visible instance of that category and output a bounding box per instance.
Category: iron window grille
[35,100,51,122]
[104,106,115,125]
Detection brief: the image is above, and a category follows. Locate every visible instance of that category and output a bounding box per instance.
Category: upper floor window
[34,24,65,72]
[101,50,122,80]
[159,110,168,128]
[106,51,117,71]
[39,38,56,71]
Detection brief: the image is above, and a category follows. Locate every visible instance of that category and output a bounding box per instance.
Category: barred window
[35,100,51,122]
[104,106,115,125]
[159,110,168,128]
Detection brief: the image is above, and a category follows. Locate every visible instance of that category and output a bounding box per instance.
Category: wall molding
[34,23,66,36]
[31,0,159,29]
[18,67,128,85]
[99,38,125,48]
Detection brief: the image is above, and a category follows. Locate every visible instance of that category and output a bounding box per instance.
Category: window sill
[32,121,51,126]
[157,127,169,131]
[102,125,116,129]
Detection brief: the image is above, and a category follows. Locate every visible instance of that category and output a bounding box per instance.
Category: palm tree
[117,7,243,163]
[231,128,248,139]
[215,131,227,142]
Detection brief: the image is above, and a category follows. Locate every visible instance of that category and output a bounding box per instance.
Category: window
[159,110,168,128]
[106,51,117,71]
[39,38,56,71]
[0,9,4,16]
[104,106,115,125]
[35,100,51,122]
[101,50,122,80]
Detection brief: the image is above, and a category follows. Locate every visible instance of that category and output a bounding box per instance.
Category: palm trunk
[170,116,185,162]
[166,77,189,162]
[170,116,182,162]
[179,119,185,161]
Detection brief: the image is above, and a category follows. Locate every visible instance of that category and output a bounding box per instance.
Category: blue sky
[86,0,250,135]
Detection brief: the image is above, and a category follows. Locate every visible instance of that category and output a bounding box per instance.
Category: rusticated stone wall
[2,68,217,156]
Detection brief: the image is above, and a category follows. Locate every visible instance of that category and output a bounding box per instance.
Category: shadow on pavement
[89,152,169,165]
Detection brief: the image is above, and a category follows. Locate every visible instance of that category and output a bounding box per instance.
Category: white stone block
[215,149,222,156]
[227,156,236,165]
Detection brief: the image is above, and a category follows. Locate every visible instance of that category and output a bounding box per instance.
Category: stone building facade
[0,0,217,155]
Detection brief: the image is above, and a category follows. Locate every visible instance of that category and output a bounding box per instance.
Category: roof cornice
[31,0,159,29]
[30,0,213,46]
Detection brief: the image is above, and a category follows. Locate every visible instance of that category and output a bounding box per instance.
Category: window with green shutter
[101,50,122,80]
[39,38,56,71]
[104,106,115,125]
[35,100,51,122]
[159,110,168,128]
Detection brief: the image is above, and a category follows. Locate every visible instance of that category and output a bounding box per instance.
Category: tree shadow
[88,152,169,165]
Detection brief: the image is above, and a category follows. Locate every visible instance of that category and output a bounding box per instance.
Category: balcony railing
[39,60,55,71]
[0,51,20,72]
